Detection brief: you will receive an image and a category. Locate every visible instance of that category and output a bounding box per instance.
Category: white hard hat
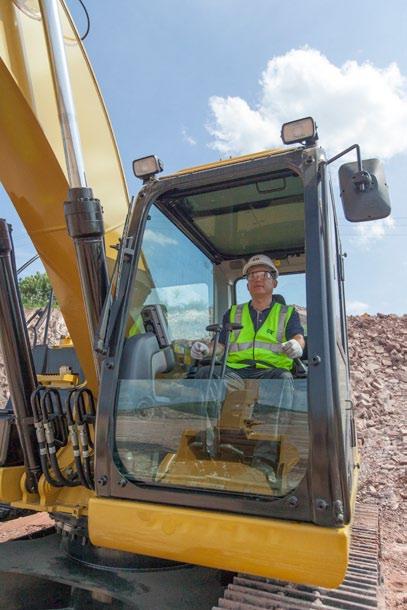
[243,254,279,278]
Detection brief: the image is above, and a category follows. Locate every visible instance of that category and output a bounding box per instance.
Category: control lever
[203,322,243,458]
[205,323,222,382]
[266,342,308,376]
[202,323,222,457]
[294,358,308,376]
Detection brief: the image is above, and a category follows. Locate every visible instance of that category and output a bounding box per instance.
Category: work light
[281,117,318,145]
[133,155,163,180]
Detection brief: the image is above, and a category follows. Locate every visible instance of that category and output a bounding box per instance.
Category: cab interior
[113,169,310,503]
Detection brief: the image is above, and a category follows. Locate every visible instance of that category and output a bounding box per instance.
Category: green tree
[18,272,53,308]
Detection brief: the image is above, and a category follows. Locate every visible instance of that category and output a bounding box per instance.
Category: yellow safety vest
[227,302,294,370]
[128,316,144,337]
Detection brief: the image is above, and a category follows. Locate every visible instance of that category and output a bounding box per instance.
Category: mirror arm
[326,143,362,168]
[325,144,372,193]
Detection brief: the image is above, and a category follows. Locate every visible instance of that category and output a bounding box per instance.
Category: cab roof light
[281,117,318,146]
[133,155,163,181]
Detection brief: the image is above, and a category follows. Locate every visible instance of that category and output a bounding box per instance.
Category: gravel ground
[349,314,407,610]
[0,311,405,607]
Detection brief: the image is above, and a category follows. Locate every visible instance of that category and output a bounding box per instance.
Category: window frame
[94,148,351,527]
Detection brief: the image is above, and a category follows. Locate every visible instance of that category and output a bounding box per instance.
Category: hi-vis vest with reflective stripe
[227,302,294,370]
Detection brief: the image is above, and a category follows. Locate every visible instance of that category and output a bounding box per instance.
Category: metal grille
[213,504,380,610]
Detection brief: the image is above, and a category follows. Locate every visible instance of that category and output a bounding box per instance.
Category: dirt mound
[0,311,405,607]
[349,314,407,609]
[0,309,67,408]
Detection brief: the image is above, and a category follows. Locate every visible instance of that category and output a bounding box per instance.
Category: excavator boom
[0,0,129,389]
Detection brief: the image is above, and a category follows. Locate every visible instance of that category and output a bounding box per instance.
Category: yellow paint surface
[89,497,350,588]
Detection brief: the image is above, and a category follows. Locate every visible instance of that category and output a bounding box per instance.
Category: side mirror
[338,158,391,222]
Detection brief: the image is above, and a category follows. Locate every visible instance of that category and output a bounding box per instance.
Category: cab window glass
[126,205,213,342]
[236,273,307,333]
[114,186,309,509]
[236,273,306,308]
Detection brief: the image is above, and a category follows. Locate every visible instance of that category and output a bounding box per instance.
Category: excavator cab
[89,138,390,585]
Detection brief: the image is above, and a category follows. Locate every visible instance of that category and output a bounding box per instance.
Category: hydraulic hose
[74,388,95,489]
[66,389,90,489]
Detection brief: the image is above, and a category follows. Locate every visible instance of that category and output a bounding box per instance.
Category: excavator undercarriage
[0,504,381,610]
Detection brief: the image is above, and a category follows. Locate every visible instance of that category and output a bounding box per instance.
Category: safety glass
[246,270,274,281]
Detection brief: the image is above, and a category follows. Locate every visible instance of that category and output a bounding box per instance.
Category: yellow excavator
[0,2,390,608]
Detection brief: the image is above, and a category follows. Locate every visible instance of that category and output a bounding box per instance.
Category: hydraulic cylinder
[64,187,109,376]
[0,220,41,492]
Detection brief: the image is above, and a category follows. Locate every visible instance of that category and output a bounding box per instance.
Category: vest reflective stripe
[227,302,294,370]
[229,341,282,353]
[277,305,288,342]
[231,304,244,342]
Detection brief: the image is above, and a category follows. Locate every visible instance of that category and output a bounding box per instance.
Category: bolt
[311,355,321,365]
[316,498,329,511]
[334,500,344,524]
[288,496,298,508]
[97,475,108,486]
[105,360,114,370]
[335,512,344,524]
[118,477,127,488]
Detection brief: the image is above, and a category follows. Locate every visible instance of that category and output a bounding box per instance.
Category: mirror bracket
[326,144,373,192]
[351,170,373,193]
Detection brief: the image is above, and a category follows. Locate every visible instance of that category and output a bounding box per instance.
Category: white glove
[281,339,303,359]
[190,341,210,360]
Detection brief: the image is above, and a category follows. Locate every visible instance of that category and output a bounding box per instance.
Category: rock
[371,379,384,390]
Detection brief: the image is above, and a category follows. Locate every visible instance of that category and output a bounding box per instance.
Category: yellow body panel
[0,1,129,390]
[0,465,25,502]
[89,498,349,588]
[0,457,93,515]
[36,372,80,387]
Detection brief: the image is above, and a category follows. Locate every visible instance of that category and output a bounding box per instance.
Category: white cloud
[182,127,197,146]
[347,300,369,315]
[143,229,177,246]
[160,284,208,306]
[207,47,407,159]
[353,216,395,247]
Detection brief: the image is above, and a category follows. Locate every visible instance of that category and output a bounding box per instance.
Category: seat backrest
[119,333,175,380]
[273,294,286,305]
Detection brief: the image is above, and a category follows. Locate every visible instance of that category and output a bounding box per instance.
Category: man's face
[246,265,276,298]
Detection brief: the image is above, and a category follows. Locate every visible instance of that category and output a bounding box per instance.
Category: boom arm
[0,0,129,390]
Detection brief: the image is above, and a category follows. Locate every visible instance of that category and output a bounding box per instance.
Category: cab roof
[173,146,302,177]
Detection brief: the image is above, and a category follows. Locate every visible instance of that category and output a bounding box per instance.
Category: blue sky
[5,0,407,314]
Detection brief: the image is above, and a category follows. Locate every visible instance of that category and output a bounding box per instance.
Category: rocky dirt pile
[349,314,407,609]
[0,311,405,607]
[0,309,67,407]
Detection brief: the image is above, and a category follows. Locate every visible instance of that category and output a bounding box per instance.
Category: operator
[191,254,305,397]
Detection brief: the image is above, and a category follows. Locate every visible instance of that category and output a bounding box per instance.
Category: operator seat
[120,304,175,380]
[119,333,175,380]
